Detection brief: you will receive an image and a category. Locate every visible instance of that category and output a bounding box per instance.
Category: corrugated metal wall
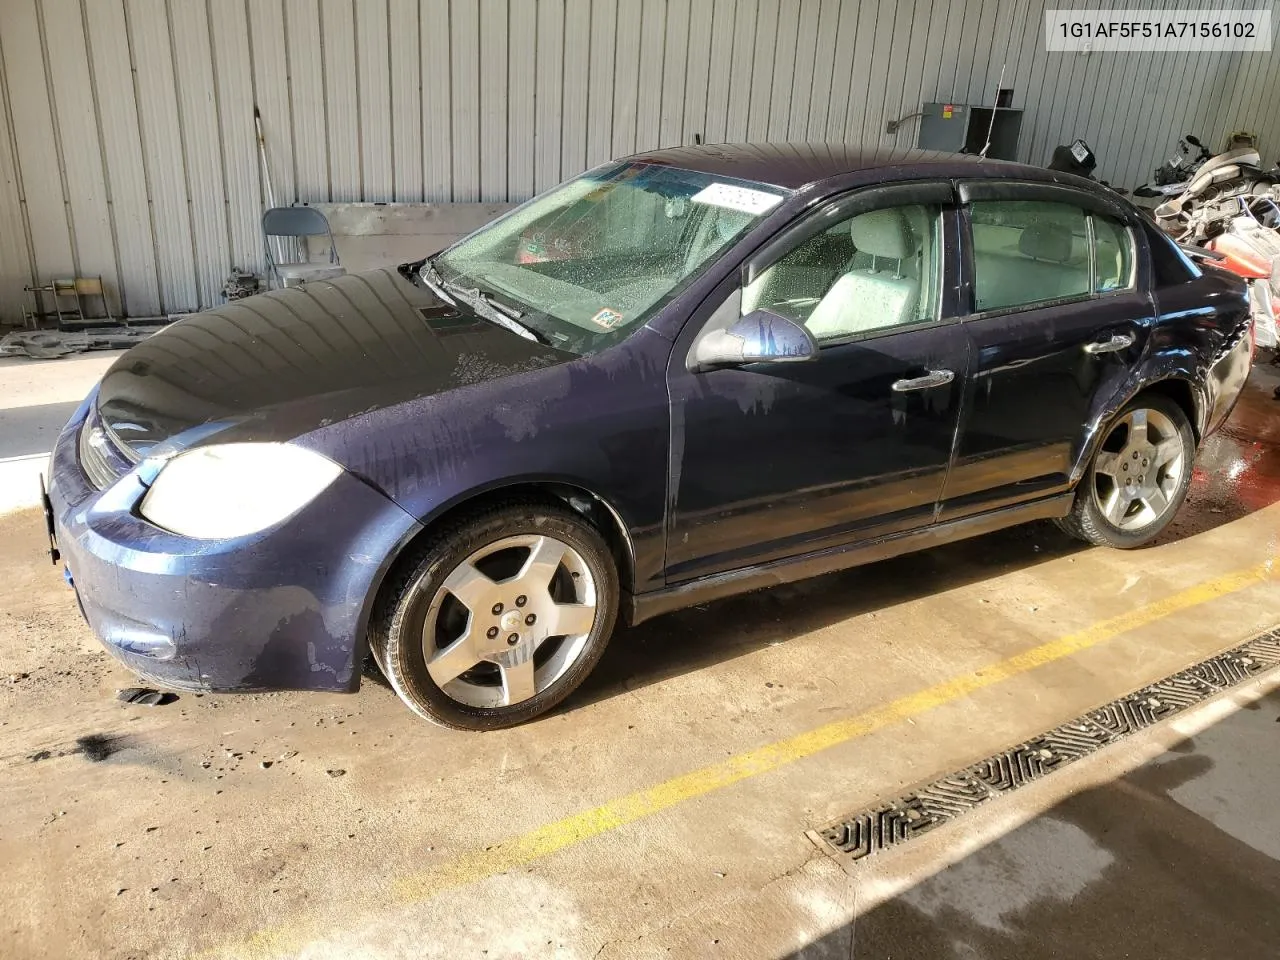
[1,0,1277,321]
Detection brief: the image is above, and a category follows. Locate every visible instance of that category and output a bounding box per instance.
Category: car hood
[95,267,576,456]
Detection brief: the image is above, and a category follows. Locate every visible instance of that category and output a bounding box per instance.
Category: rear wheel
[1057,394,1195,548]
[369,502,618,730]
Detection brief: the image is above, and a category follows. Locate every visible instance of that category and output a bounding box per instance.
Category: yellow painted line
[206,557,1276,959]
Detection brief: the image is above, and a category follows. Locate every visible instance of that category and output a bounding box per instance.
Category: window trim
[956,178,1136,223]
[959,195,1141,321]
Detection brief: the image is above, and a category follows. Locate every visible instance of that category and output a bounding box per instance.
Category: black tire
[1056,393,1195,549]
[368,500,618,730]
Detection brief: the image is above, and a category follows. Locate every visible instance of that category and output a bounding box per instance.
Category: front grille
[77,414,128,490]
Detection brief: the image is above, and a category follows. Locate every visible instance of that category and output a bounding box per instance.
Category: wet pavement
[1171,361,1280,534]
[797,683,1280,960]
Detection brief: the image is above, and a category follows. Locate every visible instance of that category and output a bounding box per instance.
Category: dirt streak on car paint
[197,556,1278,960]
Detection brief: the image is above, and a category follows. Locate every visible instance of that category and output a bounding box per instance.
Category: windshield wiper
[418,257,455,302]
[421,258,551,345]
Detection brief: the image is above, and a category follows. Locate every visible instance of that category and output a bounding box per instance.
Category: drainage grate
[817,628,1280,862]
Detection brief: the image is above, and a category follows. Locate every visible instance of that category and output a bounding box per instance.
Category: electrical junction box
[917,102,1023,161]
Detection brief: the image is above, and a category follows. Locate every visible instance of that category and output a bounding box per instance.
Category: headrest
[1018,223,1072,263]
[849,208,916,259]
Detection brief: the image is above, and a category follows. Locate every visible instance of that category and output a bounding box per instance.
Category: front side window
[433,163,788,354]
[740,203,942,342]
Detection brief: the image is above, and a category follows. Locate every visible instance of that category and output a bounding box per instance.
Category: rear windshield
[433,162,789,354]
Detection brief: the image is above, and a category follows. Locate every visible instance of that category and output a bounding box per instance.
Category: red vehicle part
[1206,233,1272,279]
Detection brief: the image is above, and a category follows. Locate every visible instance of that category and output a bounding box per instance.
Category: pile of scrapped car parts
[0,325,167,360]
[816,629,1280,862]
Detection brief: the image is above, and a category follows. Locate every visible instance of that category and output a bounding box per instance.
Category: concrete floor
[0,362,1278,959]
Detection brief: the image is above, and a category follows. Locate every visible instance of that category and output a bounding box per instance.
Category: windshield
[432,162,788,354]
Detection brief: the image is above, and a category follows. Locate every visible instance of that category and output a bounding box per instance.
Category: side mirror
[691,309,818,370]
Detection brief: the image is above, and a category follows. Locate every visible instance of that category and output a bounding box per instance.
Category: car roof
[626,142,1051,191]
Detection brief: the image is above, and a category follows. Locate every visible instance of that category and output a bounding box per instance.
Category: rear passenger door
[939,181,1154,520]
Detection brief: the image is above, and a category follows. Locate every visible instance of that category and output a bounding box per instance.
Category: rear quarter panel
[1069,263,1251,483]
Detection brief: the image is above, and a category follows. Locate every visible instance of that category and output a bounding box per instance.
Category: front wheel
[370,502,619,730]
[1057,394,1195,548]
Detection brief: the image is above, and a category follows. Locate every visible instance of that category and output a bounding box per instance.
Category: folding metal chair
[262,206,346,287]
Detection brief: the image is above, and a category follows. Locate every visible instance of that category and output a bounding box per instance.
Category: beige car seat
[805,208,920,340]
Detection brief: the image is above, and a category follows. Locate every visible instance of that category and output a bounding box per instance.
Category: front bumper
[48,405,422,693]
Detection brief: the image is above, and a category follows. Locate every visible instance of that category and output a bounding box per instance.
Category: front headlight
[138,443,343,539]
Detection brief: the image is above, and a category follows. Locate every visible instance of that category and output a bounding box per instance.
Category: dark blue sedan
[46,145,1254,729]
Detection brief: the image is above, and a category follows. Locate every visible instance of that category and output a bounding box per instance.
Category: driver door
[664,184,969,583]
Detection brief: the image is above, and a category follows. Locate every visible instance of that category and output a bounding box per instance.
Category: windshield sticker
[691,183,783,215]
[590,308,626,330]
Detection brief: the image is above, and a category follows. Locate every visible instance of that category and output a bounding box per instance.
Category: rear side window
[970,201,1091,311]
[969,200,1138,311]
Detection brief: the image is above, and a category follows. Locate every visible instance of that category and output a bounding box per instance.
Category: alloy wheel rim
[1090,407,1185,532]
[422,534,597,708]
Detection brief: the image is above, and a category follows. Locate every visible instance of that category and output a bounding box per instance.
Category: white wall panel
[248,0,296,209]
[765,0,797,139]
[4,0,1280,322]
[422,0,452,201]
[322,0,360,201]
[358,0,394,201]
[210,6,264,280]
[390,0,424,201]
[805,0,839,140]
[0,34,33,313]
[610,0,642,156]
[560,0,591,173]
[0,0,74,290]
[286,0,328,200]
[478,0,509,201]
[703,0,735,144]
[745,0,777,141]
[83,0,158,316]
[658,0,689,147]
[450,0,481,200]
[172,2,231,309]
[682,0,713,144]
[585,0,616,166]
[786,0,819,140]
[42,0,119,316]
[534,0,565,190]
[725,0,757,142]
[509,0,537,197]
[636,0,668,149]
[126,0,197,312]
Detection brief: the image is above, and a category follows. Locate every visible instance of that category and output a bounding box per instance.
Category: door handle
[891,369,955,392]
[1083,333,1135,355]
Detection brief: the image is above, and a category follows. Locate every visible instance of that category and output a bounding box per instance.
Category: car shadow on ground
[575,520,1087,707]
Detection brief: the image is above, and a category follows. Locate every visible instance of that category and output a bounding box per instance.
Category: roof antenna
[978,62,1006,159]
